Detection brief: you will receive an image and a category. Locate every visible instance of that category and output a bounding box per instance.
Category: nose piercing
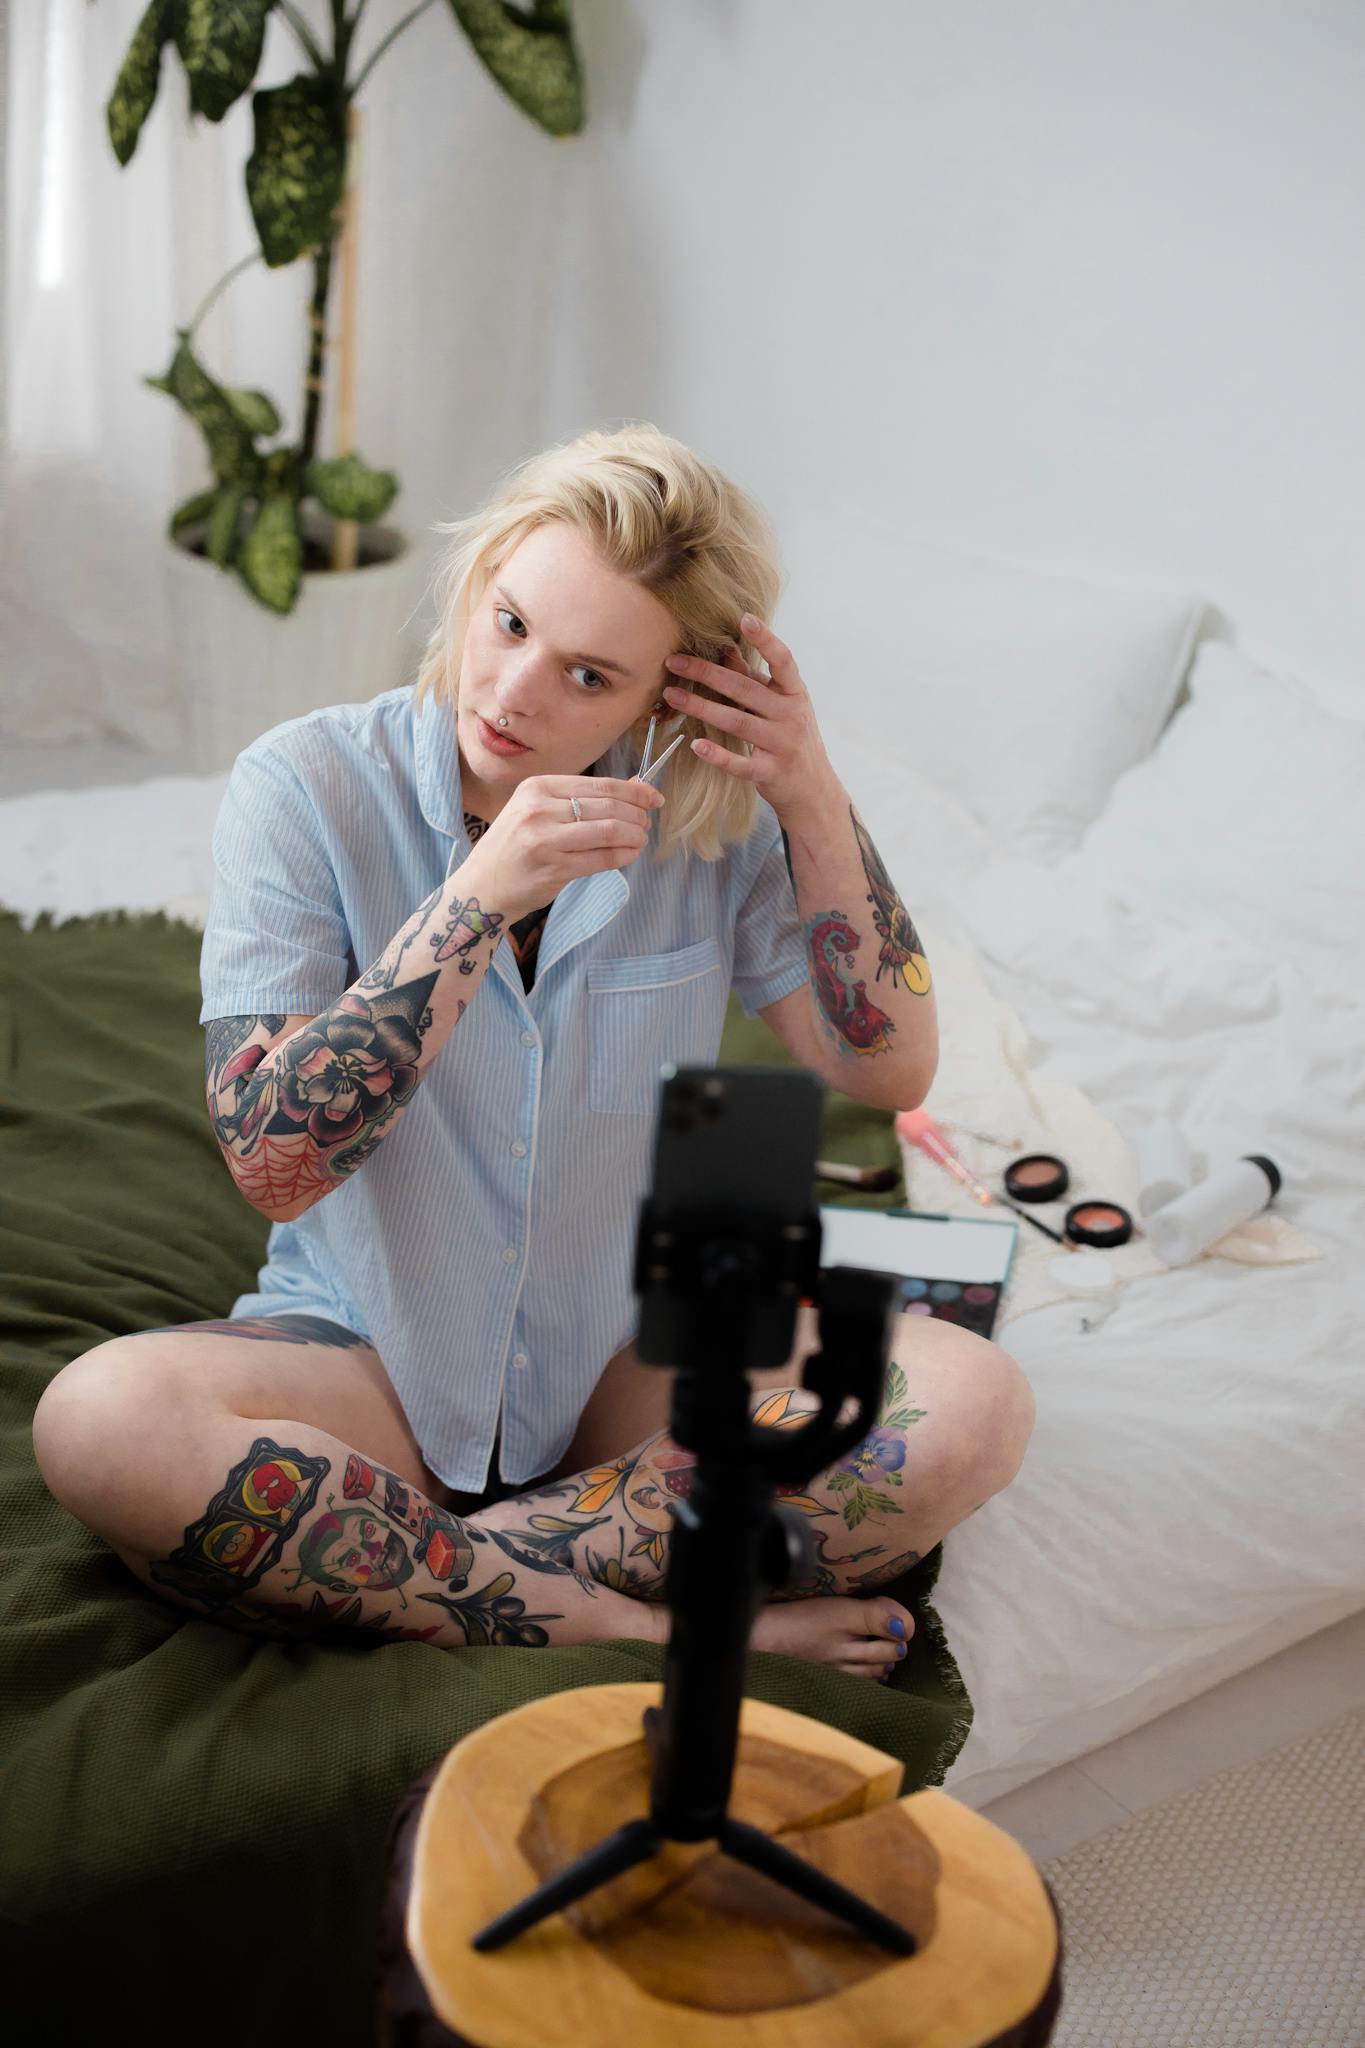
[498,717,508,726]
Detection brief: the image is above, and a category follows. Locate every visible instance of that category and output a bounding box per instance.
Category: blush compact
[1003,1154,1070,1205]
[1003,1152,1135,1249]
[1063,1200,1134,1249]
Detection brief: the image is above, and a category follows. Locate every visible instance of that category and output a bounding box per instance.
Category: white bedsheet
[2,765,1362,1806]
[922,850,1365,1802]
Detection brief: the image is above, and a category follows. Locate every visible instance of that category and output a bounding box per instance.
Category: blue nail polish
[889,1615,906,1638]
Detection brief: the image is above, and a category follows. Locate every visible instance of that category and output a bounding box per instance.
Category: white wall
[522,0,1365,716]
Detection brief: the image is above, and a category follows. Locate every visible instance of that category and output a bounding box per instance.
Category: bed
[0,857,964,2044]
[3,524,1362,2026]
[774,514,1365,1805]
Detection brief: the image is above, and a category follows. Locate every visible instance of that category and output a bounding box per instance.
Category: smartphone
[632,1063,825,1373]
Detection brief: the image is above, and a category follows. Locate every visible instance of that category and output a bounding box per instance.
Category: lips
[479,714,529,751]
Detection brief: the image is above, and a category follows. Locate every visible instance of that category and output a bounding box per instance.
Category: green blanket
[0,906,971,2043]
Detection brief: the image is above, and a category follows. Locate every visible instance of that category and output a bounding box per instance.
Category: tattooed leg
[101,1416,667,1652]
[469,1357,936,1607]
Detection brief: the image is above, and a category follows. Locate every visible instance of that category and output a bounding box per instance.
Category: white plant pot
[166,514,430,775]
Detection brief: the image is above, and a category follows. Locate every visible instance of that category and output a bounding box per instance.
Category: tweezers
[634,710,686,786]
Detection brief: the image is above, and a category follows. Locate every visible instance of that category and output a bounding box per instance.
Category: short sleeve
[198,742,353,1024]
[729,814,810,1020]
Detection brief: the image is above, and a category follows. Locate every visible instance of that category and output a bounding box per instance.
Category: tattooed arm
[204,851,514,1224]
[771,781,939,1111]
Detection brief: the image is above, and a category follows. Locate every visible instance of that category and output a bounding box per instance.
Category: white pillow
[772,502,1218,861]
[818,727,993,920]
[1063,640,1365,974]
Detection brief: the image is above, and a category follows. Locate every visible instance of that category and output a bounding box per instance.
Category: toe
[874,1596,915,1645]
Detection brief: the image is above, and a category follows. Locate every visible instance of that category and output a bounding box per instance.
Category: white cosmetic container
[1132,1116,1195,1217]
[1146,1156,1282,1268]
[1047,1251,1118,1302]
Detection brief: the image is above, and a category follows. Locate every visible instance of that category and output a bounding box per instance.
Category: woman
[32,425,1034,1677]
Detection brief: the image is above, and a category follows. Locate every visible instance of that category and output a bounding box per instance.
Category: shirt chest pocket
[586,936,727,1115]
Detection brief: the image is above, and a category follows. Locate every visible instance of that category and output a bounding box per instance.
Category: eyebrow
[493,585,637,679]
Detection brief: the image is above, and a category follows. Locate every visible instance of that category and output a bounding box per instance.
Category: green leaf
[167,487,219,537]
[106,0,180,166]
[171,2,194,68]
[148,335,261,486]
[246,75,347,268]
[305,452,398,524]
[263,447,297,490]
[205,483,249,566]
[224,385,282,436]
[181,0,273,122]
[445,1,585,138]
[238,492,303,614]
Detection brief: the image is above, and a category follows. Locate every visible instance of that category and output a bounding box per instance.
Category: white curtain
[1,1,322,750]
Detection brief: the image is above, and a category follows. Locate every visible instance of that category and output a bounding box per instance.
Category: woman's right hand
[458,774,666,925]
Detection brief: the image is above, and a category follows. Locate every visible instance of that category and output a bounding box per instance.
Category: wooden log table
[378,1683,1063,2048]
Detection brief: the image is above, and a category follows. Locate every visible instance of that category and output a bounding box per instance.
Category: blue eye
[495,607,609,692]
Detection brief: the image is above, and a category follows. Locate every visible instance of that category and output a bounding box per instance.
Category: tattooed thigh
[482,1308,1029,1605]
[469,1364,925,1606]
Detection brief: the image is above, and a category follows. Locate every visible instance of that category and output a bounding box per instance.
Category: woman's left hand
[661,613,839,824]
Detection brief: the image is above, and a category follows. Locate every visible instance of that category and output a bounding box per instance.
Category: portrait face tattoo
[290,1507,417,1601]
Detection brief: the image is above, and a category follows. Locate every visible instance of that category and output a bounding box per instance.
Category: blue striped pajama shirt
[198,685,811,1491]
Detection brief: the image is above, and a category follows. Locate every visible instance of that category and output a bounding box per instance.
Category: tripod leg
[717,1815,917,1956]
[471,1816,661,1952]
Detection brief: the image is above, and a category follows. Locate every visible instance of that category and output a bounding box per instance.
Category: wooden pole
[330,102,362,574]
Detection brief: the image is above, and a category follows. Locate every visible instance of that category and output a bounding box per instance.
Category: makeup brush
[815,1159,902,1192]
[895,1108,1068,1245]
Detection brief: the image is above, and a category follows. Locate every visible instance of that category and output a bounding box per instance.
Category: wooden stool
[378,1683,1063,2048]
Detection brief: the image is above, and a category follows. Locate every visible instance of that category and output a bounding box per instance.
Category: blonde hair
[412,423,784,862]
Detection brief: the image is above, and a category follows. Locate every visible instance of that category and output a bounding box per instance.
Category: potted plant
[105,0,584,771]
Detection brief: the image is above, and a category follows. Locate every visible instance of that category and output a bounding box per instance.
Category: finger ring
[570,795,583,823]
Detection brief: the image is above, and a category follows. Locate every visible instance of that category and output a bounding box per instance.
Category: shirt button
[520,1030,536,1047]
[510,1140,527,1157]
[502,1246,518,1263]
[512,1353,529,1369]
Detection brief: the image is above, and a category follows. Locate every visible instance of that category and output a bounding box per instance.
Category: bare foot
[749,1593,915,1682]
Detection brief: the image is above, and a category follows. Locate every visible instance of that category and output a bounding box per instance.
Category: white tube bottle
[1146,1155,1282,1267]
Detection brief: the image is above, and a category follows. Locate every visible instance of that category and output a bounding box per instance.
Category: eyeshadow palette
[901,1276,1004,1339]
[816,1207,1018,1341]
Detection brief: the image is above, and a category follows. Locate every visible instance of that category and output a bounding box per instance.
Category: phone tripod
[470,1212,912,1956]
